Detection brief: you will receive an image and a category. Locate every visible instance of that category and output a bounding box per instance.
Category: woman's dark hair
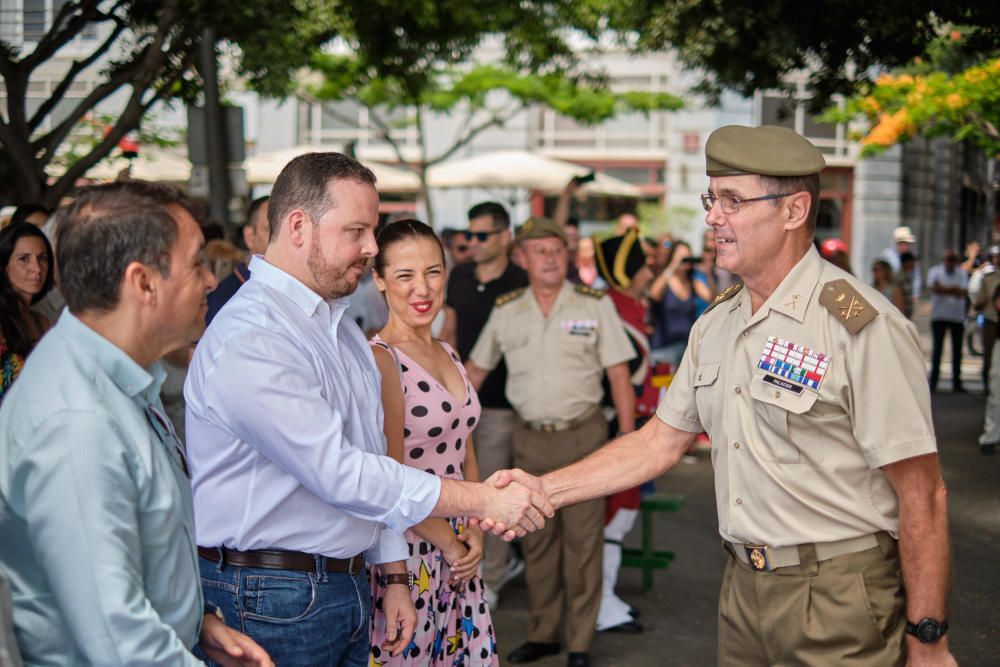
[0,222,55,355]
[373,218,446,278]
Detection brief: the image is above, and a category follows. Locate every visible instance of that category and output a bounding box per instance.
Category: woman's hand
[441,538,470,572]
[449,526,484,582]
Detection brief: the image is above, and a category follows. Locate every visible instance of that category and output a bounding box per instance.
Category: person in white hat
[881,225,922,299]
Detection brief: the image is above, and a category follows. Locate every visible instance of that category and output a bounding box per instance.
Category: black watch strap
[905,618,948,643]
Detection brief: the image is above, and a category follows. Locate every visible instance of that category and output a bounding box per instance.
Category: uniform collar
[248,255,351,328]
[740,246,824,325]
[56,311,165,402]
[528,280,573,318]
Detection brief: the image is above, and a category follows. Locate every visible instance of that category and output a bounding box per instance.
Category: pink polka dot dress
[369,336,498,667]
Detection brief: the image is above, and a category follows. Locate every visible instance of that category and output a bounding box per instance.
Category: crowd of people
[0,125,962,667]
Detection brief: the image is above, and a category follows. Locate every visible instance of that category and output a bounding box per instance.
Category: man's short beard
[307,224,361,300]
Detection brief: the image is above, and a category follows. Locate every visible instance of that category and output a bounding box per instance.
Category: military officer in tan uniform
[467,217,636,667]
[486,127,956,666]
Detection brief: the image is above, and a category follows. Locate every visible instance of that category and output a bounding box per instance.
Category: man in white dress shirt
[185,152,550,666]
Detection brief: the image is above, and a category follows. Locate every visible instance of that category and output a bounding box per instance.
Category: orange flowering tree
[829,34,1000,157]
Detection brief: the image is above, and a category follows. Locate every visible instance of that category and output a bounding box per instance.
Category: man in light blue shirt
[0,181,271,666]
[186,153,552,666]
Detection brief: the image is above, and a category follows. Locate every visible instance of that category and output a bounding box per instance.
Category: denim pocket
[241,573,318,623]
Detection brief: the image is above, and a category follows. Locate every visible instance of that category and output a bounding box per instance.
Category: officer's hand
[476,477,552,540]
[904,638,957,667]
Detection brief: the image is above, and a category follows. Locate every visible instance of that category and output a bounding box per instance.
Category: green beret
[706,125,826,177]
[514,216,567,244]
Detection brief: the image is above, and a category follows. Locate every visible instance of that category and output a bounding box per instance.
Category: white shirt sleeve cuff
[365,528,410,564]
[381,468,441,535]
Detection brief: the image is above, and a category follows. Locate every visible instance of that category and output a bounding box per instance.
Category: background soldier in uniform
[487,127,956,667]
[467,217,636,667]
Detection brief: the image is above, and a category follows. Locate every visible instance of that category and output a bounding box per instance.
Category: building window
[532,73,672,155]
[298,99,419,154]
[12,0,97,43]
[755,87,848,158]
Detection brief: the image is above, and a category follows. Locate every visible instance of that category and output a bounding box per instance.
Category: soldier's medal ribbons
[758,336,830,391]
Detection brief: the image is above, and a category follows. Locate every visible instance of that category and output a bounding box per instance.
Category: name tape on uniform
[757,336,829,390]
[562,319,598,336]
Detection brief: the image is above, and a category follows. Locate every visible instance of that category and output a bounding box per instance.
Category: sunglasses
[461,229,504,242]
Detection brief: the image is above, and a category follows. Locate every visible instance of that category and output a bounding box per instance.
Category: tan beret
[514,216,567,244]
[706,125,826,177]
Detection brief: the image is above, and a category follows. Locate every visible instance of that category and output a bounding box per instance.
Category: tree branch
[366,106,412,167]
[427,102,524,166]
[47,50,191,205]
[36,1,188,161]
[21,0,110,73]
[28,16,129,133]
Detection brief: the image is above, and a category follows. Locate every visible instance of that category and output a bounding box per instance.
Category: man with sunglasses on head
[441,201,528,608]
[487,125,956,666]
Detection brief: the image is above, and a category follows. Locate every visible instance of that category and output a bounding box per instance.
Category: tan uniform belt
[726,533,882,572]
[520,404,601,433]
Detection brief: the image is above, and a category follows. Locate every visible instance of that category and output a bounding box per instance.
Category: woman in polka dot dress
[368,219,499,667]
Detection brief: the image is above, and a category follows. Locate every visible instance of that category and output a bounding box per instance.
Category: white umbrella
[85,150,192,182]
[245,145,421,192]
[426,149,641,197]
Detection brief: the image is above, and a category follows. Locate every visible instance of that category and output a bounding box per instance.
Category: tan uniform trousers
[474,407,517,593]
[512,409,606,652]
[719,533,906,667]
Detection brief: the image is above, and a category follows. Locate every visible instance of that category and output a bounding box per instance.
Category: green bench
[621,493,686,592]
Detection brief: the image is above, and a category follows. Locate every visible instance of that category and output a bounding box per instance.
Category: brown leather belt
[198,546,364,574]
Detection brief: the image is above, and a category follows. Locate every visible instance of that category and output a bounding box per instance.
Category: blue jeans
[198,554,371,667]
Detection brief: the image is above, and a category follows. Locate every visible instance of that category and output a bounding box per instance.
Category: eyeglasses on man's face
[700,192,797,214]
[461,229,504,243]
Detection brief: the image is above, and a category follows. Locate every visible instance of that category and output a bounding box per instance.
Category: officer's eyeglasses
[462,229,504,242]
[700,192,796,214]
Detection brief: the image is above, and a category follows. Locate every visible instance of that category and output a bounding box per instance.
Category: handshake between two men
[452,468,575,539]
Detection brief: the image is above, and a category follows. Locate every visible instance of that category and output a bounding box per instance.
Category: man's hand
[381,583,417,656]
[199,613,274,667]
[470,469,551,538]
[905,638,957,667]
[471,470,551,539]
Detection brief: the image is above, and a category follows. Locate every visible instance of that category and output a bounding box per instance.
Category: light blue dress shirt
[184,256,441,563]
[0,312,203,666]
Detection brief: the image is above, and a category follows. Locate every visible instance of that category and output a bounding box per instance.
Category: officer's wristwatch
[905,617,948,643]
[379,572,415,590]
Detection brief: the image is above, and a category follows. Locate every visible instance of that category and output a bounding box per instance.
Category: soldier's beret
[706,125,826,177]
[514,216,567,244]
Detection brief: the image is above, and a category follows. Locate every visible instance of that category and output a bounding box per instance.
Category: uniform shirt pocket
[748,376,819,463]
[693,362,721,434]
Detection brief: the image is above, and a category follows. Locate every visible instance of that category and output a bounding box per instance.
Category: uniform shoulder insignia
[574,283,605,299]
[818,279,878,334]
[703,283,743,314]
[494,287,526,307]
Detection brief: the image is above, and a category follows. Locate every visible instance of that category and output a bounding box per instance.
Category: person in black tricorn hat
[485,126,956,666]
[591,227,653,635]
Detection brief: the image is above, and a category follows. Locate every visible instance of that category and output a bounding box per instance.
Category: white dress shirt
[185,256,441,563]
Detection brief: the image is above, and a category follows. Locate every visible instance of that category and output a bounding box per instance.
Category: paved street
[492,309,999,666]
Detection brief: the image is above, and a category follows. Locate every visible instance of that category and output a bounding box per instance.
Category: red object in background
[103,126,139,159]
[819,238,848,258]
[118,137,139,159]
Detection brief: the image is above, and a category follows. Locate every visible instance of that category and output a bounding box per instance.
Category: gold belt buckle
[743,544,772,572]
